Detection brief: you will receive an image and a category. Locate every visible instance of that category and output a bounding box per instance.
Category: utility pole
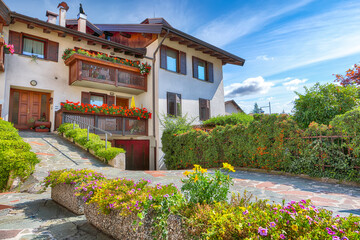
[260,102,272,114]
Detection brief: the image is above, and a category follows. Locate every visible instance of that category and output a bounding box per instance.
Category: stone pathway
[0,132,360,239]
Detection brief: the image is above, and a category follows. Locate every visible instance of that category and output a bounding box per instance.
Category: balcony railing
[65,54,147,95]
[55,109,148,136]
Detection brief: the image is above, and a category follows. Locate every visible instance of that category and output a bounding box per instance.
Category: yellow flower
[222,162,235,172]
[183,171,191,176]
[291,225,298,232]
[200,168,207,174]
[194,175,199,183]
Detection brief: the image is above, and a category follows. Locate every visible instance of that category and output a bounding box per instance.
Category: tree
[293,83,360,129]
[335,63,360,86]
[252,103,262,114]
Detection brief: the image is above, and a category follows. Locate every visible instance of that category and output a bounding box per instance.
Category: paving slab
[0,131,359,239]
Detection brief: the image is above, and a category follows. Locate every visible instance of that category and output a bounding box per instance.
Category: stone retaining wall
[51,184,84,215]
[84,203,184,240]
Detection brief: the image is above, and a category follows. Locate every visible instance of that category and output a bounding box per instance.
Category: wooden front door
[115,140,149,170]
[9,89,50,129]
[116,97,129,108]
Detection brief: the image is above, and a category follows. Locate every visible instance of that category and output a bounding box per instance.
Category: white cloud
[256,55,274,61]
[225,76,274,98]
[283,78,308,91]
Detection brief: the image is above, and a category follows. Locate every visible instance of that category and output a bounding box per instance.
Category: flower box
[35,127,50,132]
[34,121,51,128]
[51,183,84,215]
[84,203,184,240]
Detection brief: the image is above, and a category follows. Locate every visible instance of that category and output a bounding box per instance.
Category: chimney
[46,11,58,24]
[77,13,87,33]
[57,2,69,27]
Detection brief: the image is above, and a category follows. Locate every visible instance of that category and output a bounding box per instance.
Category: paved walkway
[0,132,360,239]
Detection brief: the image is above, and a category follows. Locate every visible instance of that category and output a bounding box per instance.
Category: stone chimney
[58,4,68,27]
[46,11,58,24]
[77,13,87,33]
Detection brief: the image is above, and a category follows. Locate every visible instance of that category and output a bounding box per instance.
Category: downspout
[152,29,169,170]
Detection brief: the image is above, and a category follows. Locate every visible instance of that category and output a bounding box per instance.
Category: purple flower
[148,194,153,200]
[157,185,162,189]
[280,234,286,239]
[258,227,268,236]
[328,230,336,235]
[341,237,349,240]
[269,222,276,228]
[243,210,249,215]
[300,199,306,204]
[332,237,340,240]
[164,194,169,198]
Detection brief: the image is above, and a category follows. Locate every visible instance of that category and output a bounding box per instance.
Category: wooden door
[116,97,129,108]
[9,89,50,129]
[115,140,149,170]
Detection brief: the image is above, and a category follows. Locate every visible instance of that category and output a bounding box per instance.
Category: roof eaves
[162,26,245,66]
[10,12,146,56]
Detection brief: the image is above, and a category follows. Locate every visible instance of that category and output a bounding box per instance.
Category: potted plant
[4,43,15,55]
[34,113,51,129]
[35,125,50,132]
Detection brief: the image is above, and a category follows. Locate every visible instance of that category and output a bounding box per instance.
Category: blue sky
[6,0,360,113]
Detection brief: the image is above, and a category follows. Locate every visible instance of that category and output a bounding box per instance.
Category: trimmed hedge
[0,120,39,191]
[162,114,360,182]
[58,123,125,162]
[203,112,254,127]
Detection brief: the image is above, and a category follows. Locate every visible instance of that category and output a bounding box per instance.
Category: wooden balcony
[55,109,148,136]
[64,54,147,95]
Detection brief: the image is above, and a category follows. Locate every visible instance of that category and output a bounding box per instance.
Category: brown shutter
[193,57,198,78]
[8,31,21,54]
[167,92,175,116]
[207,62,214,83]
[206,100,210,120]
[81,92,91,104]
[199,99,210,120]
[107,95,115,106]
[179,51,186,75]
[160,45,167,69]
[47,40,59,62]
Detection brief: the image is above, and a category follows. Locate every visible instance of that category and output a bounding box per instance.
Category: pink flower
[280,234,286,239]
[258,227,268,236]
[269,222,276,228]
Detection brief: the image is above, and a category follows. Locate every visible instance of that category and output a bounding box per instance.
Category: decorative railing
[55,109,148,136]
[64,54,147,93]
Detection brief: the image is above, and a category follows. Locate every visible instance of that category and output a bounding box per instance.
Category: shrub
[0,150,39,190]
[84,139,112,152]
[43,169,106,188]
[0,131,21,140]
[95,147,125,162]
[75,133,100,146]
[0,121,18,132]
[58,123,79,133]
[0,140,31,152]
[203,112,254,127]
[64,128,87,139]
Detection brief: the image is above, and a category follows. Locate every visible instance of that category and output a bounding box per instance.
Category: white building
[225,100,244,115]
[0,1,245,170]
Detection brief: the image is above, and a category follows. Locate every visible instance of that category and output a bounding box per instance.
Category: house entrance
[9,88,51,129]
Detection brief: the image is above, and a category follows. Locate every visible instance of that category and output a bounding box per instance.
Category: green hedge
[162,114,360,182]
[58,123,125,162]
[0,120,39,191]
[203,112,254,127]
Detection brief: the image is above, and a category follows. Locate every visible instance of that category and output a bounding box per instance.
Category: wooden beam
[87,41,96,45]
[58,32,67,37]
[43,28,51,34]
[179,40,191,45]
[113,48,123,53]
[27,23,35,29]
[187,44,198,48]
[101,45,111,50]
[119,32,131,38]
[195,47,206,51]
[202,50,214,54]
[73,36,81,42]
[135,54,143,58]
[124,51,133,56]
[170,37,181,41]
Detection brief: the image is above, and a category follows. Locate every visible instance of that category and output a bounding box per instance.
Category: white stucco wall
[225,102,241,115]
[0,22,153,135]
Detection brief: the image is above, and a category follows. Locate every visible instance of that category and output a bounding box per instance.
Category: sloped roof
[225,100,244,113]
[66,18,103,36]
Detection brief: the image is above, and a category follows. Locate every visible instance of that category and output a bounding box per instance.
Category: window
[160,45,186,75]
[199,98,210,121]
[9,31,59,62]
[90,95,104,106]
[22,37,45,58]
[193,57,214,82]
[167,92,182,117]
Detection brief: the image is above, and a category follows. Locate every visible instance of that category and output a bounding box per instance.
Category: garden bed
[51,183,84,215]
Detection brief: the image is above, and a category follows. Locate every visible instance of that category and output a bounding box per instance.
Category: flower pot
[51,183,84,215]
[35,127,50,132]
[34,121,51,128]
[84,203,184,240]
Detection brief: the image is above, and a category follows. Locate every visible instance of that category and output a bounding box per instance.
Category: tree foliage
[252,103,262,114]
[292,83,360,128]
[335,63,360,86]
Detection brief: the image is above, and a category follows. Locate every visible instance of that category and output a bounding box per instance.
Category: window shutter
[179,51,186,75]
[160,45,167,69]
[193,57,198,79]
[199,99,210,120]
[107,95,115,106]
[8,31,21,54]
[81,92,91,104]
[206,100,210,120]
[167,92,176,116]
[207,62,214,82]
[176,93,182,117]
[47,40,59,62]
